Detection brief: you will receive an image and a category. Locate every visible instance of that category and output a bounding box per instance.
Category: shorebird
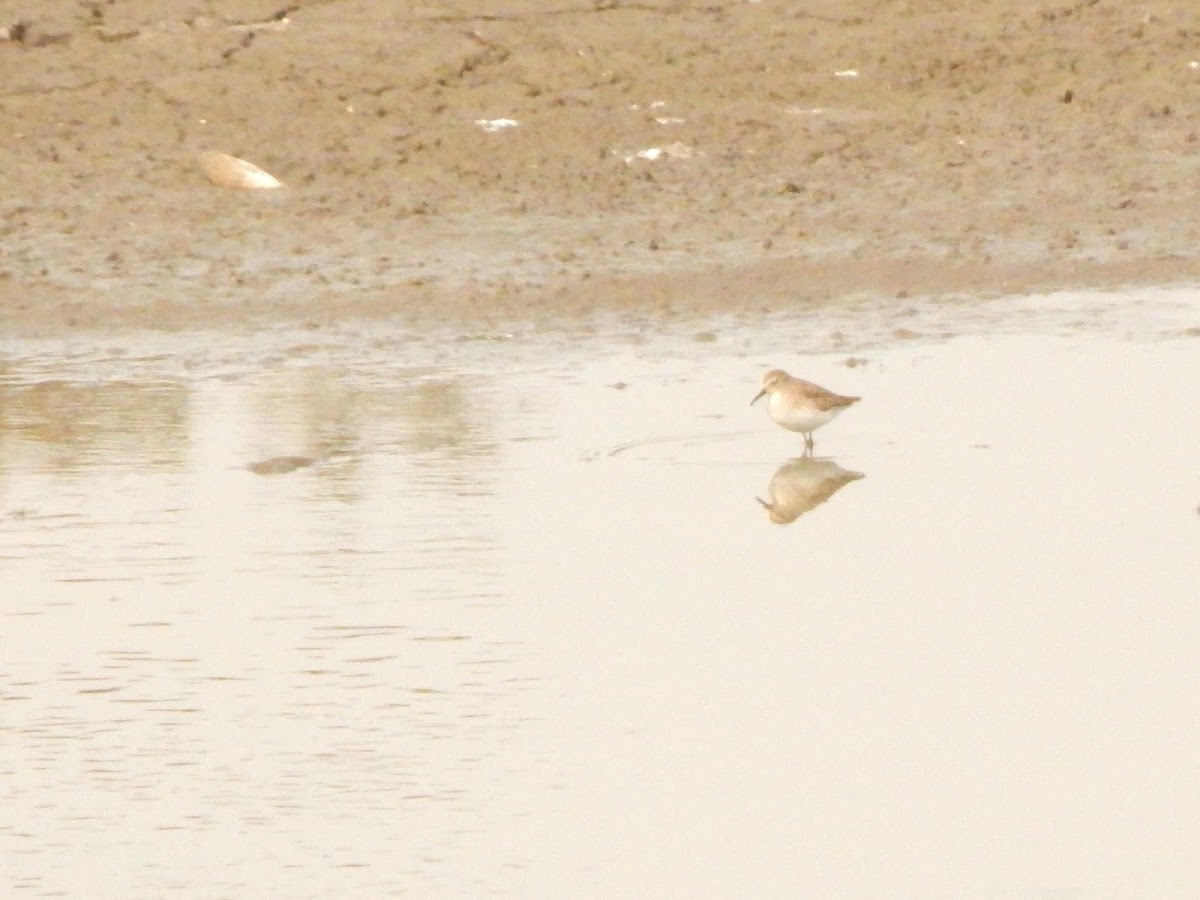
[751,369,860,450]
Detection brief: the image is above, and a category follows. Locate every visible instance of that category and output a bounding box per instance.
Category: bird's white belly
[769,397,840,433]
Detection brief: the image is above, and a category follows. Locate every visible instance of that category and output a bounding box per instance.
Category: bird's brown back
[791,377,861,412]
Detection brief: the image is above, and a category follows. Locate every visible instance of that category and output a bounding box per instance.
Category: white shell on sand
[197,151,284,189]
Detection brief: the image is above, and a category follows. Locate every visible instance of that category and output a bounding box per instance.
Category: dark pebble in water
[246,456,315,476]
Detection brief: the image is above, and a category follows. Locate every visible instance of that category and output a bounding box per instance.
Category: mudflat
[2,0,1199,334]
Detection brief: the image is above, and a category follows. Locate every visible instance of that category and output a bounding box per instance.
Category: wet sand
[3,1,1200,334]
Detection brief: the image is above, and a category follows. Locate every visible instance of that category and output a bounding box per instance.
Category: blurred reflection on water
[0,378,188,473]
[0,353,538,898]
[756,456,864,524]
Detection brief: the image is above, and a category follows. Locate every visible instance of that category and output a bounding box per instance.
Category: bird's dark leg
[803,432,814,455]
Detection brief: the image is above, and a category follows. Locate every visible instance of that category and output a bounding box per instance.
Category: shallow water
[2,288,1199,897]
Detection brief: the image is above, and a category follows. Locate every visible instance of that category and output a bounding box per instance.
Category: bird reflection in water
[756,457,864,525]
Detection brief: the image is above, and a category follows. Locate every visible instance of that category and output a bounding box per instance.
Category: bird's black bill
[750,389,766,405]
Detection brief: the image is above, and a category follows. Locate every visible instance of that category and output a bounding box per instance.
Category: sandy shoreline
[2,0,1199,336]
